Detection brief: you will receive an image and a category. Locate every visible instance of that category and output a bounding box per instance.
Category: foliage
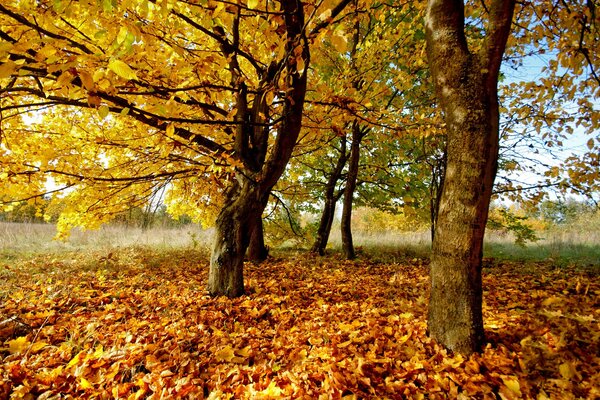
[0,248,598,398]
[495,0,600,205]
[262,201,308,248]
[351,206,429,234]
[0,200,48,224]
[487,206,541,247]
[0,0,348,237]
[536,199,597,226]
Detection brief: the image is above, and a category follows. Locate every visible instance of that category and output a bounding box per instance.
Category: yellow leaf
[0,60,18,78]
[98,105,110,119]
[36,45,58,60]
[92,344,103,358]
[8,336,30,354]
[30,341,49,353]
[265,91,275,106]
[215,345,235,362]
[79,377,93,389]
[247,0,259,9]
[236,345,252,357]
[501,376,521,396]
[108,59,137,80]
[166,123,175,136]
[559,362,576,380]
[67,350,86,369]
[79,71,95,91]
[296,56,305,74]
[331,32,348,53]
[318,9,332,21]
[542,296,562,306]
[259,381,283,396]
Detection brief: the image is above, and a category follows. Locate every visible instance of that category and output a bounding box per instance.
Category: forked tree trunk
[425,0,515,354]
[208,183,265,297]
[208,0,310,297]
[311,138,347,255]
[341,122,365,260]
[247,214,269,263]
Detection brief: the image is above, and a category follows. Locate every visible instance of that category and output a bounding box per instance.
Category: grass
[325,228,600,269]
[1,221,598,269]
[0,222,213,262]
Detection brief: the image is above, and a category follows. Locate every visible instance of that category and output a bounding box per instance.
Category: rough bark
[247,214,269,263]
[311,138,347,255]
[425,0,516,353]
[208,0,309,297]
[209,182,264,297]
[340,122,365,260]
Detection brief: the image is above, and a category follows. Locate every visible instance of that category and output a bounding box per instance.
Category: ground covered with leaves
[0,248,598,399]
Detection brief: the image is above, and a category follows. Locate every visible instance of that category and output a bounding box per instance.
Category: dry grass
[1,221,598,267]
[327,227,600,267]
[0,222,213,258]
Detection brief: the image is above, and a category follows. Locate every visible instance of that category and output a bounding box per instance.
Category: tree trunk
[341,122,365,260]
[207,0,310,297]
[208,182,264,297]
[247,213,269,263]
[311,138,347,255]
[311,189,344,255]
[429,148,446,242]
[425,0,515,354]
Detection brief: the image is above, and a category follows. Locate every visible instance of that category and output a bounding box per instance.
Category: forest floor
[0,247,598,399]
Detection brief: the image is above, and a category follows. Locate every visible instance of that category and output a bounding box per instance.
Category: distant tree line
[0,198,195,229]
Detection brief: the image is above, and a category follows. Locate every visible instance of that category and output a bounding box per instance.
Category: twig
[22,314,50,362]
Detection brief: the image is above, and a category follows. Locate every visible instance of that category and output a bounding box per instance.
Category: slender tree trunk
[311,138,347,255]
[247,213,269,263]
[425,0,515,354]
[311,196,336,255]
[341,122,364,260]
[429,150,446,242]
[311,189,344,255]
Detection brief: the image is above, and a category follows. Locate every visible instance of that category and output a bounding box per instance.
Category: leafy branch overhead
[0,0,355,232]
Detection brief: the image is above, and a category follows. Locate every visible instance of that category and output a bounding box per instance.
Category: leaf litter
[0,248,598,399]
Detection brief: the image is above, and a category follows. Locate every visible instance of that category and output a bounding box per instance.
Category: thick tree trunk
[247,214,269,263]
[208,182,264,297]
[425,0,515,354]
[427,91,497,353]
[341,122,364,260]
[207,0,310,297]
[311,138,347,255]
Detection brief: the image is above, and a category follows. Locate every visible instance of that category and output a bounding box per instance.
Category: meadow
[0,222,598,398]
[1,220,599,265]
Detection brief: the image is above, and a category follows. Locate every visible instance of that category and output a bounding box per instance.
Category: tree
[0,0,353,297]
[425,0,516,353]
[309,135,348,255]
[281,0,438,255]
[425,0,599,354]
